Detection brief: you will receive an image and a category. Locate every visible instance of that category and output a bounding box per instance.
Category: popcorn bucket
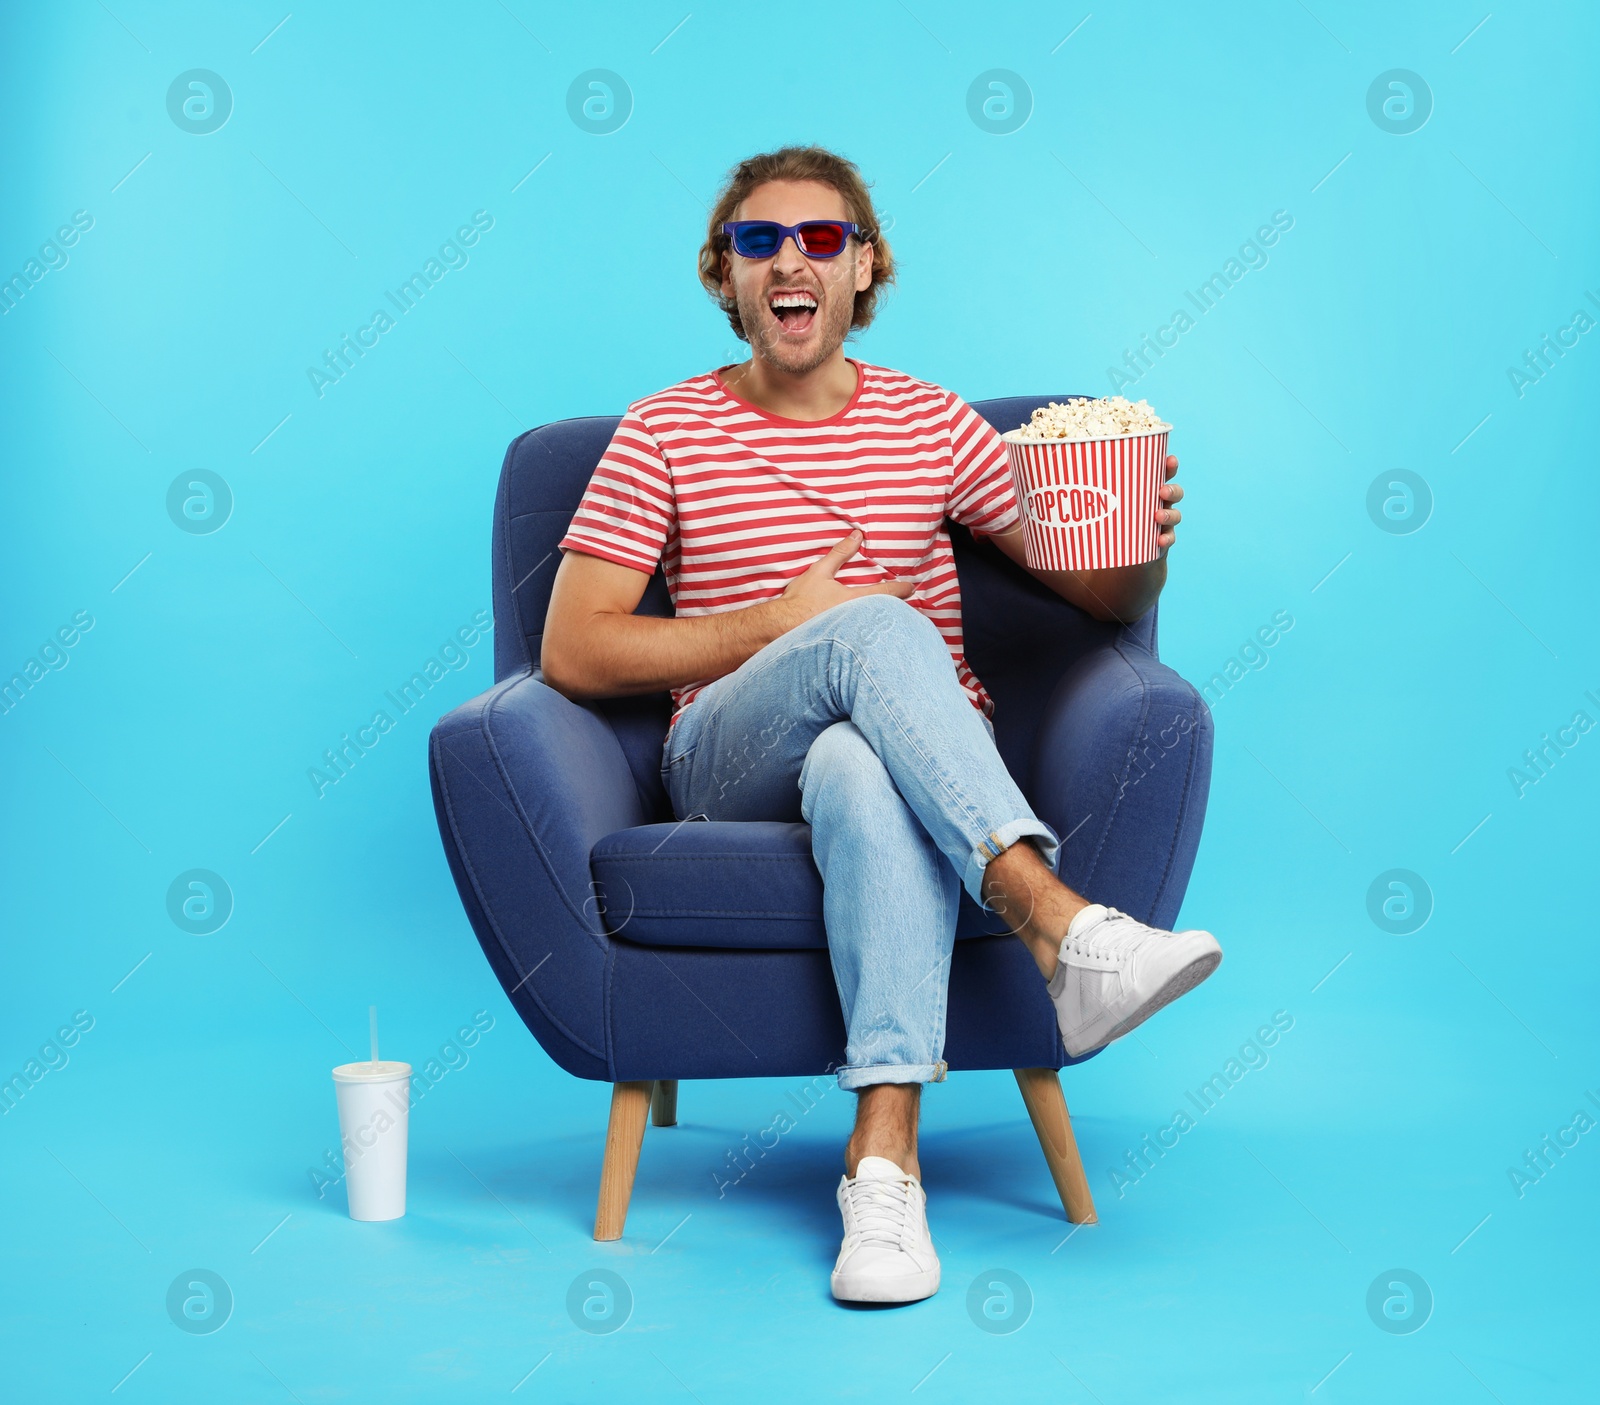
[1002,428,1168,571]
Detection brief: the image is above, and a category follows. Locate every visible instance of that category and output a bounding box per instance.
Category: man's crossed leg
[660,594,1221,1304]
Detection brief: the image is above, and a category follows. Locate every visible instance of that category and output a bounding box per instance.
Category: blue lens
[734,223,781,257]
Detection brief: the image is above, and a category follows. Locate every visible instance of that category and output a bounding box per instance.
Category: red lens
[796,222,846,256]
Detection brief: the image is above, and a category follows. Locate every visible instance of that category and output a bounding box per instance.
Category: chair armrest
[1027,640,1213,930]
[428,668,651,1080]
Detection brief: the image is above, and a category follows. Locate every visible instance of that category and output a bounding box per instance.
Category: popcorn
[1011,395,1171,441]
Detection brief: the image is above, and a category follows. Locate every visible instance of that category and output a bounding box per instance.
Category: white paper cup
[332,1060,412,1221]
[1002,427,1169,571]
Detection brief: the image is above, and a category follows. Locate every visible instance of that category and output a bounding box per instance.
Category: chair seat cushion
[590,821,1011,950]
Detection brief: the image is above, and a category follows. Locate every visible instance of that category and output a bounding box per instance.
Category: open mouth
[768,289,819,336]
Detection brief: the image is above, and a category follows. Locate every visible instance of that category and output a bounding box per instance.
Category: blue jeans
[659,594,1062,1091]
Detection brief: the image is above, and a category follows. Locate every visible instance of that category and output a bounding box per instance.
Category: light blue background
[3,1,1596,1400]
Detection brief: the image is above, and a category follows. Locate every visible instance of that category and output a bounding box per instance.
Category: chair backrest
[490,395,1156,818]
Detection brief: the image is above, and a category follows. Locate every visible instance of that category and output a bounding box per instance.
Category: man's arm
[981,452,1185,624]
[541,532,915,701]
[541,549,796,700]
[986,528,1168,623]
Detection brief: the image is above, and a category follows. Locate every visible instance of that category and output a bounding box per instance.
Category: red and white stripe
[1005,431,1166,571]
[557,362,1021,727]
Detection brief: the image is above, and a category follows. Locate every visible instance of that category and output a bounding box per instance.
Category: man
[542,145,1221,1305]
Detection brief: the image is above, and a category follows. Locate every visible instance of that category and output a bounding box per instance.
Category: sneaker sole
[1064,936,1222,1058]
[830,1266,940,1304]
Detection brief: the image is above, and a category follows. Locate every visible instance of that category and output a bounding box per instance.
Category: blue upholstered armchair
[428,396,1214,1240]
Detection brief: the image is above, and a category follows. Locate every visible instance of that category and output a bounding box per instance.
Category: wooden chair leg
[594,1080,652,1241]
[1014,1067,1098,1224]
[650,1079,678,1127]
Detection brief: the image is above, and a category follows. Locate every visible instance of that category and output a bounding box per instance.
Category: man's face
[720,179,874,375]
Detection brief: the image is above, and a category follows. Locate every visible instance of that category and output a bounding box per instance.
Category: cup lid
[332,1059,413,1083]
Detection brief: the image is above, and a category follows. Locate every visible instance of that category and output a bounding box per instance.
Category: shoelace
[1061,906,1137,962]
[844,1177,918,1249]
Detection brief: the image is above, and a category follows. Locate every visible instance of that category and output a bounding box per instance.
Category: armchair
[428,396,1213,1239]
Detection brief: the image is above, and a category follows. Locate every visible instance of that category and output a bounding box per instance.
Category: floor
[6,828,1591,1403]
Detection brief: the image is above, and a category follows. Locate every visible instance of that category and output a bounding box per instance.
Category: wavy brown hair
[697,145,895,343]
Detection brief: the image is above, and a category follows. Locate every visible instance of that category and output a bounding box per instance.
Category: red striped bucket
[1002,428,1168,571]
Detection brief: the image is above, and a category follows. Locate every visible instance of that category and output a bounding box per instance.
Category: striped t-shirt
[556,359,1021,728]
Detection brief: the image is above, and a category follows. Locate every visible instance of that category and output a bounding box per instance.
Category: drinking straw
[369,1005,379,1070]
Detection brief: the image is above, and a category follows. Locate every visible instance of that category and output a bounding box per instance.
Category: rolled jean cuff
[835,1060,949,1092]
[961,818,1061,908]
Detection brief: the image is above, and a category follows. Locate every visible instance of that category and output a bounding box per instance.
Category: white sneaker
[1048,904,1222,1058]
[830,1156,940,1304]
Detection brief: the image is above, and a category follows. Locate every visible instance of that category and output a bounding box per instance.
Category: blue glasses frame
[721,220,860,259]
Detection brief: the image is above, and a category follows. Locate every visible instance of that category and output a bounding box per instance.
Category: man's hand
[777,529,915,629]
[1158,453,1184,550]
